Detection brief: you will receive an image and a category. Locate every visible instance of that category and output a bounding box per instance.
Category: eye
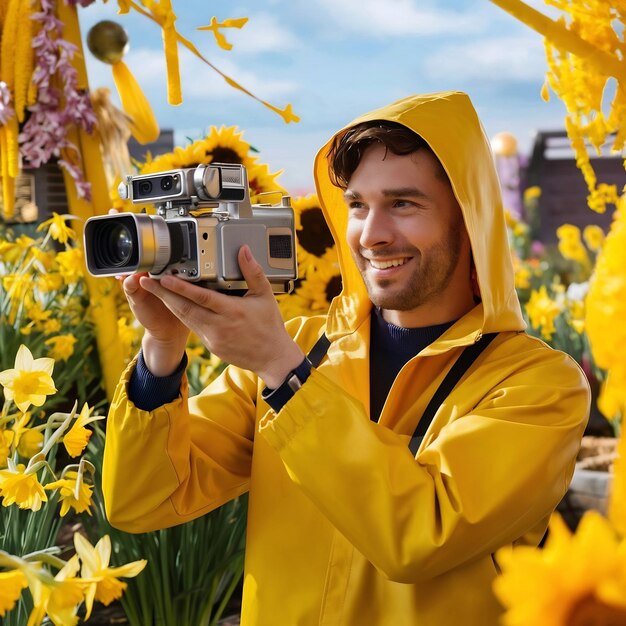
[348,201,367,211]
[392,199,417,210]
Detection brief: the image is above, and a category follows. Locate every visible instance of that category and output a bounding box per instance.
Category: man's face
[344,143,473,327]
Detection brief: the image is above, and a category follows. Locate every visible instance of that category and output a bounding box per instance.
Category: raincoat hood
[314,91,526,343]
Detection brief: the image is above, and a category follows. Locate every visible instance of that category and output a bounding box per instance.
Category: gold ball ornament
[87,21,129,65]
[490,131,518,157]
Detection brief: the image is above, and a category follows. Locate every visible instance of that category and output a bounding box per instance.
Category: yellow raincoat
[103,92,590,625]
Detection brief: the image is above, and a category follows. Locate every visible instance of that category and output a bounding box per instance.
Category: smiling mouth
[368,258,410,270]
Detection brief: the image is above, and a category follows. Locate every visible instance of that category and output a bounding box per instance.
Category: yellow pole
[56,1,127,401]
[489,0,626,84]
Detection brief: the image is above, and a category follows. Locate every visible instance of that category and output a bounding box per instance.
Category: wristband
[261,357,312,412]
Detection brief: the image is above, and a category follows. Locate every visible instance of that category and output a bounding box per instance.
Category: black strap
[306,332,331,368]
[409,332,498,455]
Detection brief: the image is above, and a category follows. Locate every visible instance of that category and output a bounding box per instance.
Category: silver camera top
[117,163,256,219]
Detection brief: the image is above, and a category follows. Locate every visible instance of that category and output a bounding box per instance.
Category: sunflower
[493,511,626,626]
[293,262,342,315]
[140,126,254,174]
[292,194,338,275]
[110,126,285,209]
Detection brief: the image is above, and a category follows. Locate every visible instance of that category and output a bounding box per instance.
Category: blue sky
[77,0,567,195]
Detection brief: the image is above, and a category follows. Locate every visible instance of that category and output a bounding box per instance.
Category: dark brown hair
[327,120,447,189]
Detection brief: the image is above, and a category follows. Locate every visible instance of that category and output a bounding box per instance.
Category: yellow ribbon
[111,60,160,144]
[124,0,300,123]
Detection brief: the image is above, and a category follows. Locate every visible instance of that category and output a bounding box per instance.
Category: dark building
[1,130,175,225]
[523,130,624,243]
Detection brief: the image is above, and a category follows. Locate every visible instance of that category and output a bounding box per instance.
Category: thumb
[239,245,271,296]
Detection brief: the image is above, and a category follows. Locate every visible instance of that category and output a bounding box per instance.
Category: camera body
[83,163,297,294]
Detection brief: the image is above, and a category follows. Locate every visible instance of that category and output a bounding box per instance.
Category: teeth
[369,258,408,269]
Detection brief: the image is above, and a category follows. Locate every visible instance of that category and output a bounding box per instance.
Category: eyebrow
[343,187,431,201]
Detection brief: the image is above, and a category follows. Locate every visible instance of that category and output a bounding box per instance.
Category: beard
[355,217,464,312]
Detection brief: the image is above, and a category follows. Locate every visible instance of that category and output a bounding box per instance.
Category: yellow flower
[582,224,605,252]
[586,200,626,420]
[63,403,105,458]
[24,303,52,325]
[43,318,62,335]
[45,335,77,362]
[37,212,77,245]
[525,285,562,340]
[3,273,32,308]
[292,194,338,275]
[44,470,93,517]
[0,429,13,468]
[294,262,342,314]
[74,533,147,619]
[493,511,626,626]
[0,463,48,511]
[523,186,541,203]
[37,272,64,293]
[26,555,85,626]
[0,344,56,413]
[16,427,44,459]
[0,569,28,617]
[55,248,84,284]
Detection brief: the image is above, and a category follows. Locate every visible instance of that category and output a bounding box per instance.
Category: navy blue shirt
[369,308,455,422]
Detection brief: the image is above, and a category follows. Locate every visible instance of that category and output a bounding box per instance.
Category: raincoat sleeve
[258,341,590,583]
[102,356,258,533]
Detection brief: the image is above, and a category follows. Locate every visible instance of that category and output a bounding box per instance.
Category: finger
[142,275,227,318]
[108,208,119,215]
[238,245,272,297]
[122,272,148,294]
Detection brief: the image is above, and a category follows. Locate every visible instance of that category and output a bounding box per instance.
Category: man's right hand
[122,272,190,377]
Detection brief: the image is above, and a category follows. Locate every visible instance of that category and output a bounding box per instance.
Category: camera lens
[93,221,136,268]
[138,180,153,195]
[160,175,175,191]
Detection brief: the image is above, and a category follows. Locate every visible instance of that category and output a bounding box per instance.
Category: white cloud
[220,13,299,54]
[423,35,548,82]
[315,0,483,36]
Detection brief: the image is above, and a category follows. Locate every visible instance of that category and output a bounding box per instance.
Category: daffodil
[0,428,13,467]
[0,344,56,413]
[44,470,93,517]
[63,403,104,458]
[42,318,62,335]
[54,248,84,285]
[36,212,77,246]
[494,511,626,626]
[0,569,28,617]
[16,427,44,459]
[0,463,48,511]
[74,533,147,619]
[525,285,562,341]
[44,335,77,362]
[26,555,86,626]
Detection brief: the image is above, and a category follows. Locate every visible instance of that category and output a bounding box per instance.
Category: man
[103,91,590,625]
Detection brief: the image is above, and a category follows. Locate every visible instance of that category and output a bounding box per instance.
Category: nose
[359,208,393,250]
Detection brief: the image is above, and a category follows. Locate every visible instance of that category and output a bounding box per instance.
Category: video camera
[83,163,297,294]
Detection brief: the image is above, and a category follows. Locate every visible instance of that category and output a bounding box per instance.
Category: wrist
[258,345,306,389]
[262,357,312,413]
[141,333,188,377]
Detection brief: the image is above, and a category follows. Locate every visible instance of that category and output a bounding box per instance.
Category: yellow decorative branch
[197,17,249,51]
[123,0,300,123]
[489,0,626,84]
